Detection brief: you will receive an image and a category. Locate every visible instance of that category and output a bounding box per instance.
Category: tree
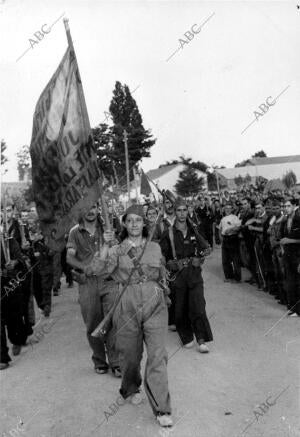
[159,159,179,168]
[282,170,297,189]
[159,156,208,173]
[92,123,114,179]
[16,145,31,181]
[175,167,204,197]
[252,150,267,158]
[1,139,8,174]
[108,81,156,180]
[234,158,252,168]
[235,150,267,167]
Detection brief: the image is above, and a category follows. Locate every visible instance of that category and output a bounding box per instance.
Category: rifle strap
[168,227,177,260]
[127,245,146,278]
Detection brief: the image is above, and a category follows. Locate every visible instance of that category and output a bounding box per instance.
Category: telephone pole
[123,130,130,203]
[133,167,139,202]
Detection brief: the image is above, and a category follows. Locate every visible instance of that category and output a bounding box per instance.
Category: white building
[217,155,300,190]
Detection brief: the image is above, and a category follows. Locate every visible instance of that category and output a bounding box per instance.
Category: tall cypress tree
[109,82,156,179]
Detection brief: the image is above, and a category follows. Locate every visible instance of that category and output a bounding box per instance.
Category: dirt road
[1,248,299,437]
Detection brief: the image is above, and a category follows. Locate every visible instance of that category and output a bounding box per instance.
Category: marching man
[160,197,213,353]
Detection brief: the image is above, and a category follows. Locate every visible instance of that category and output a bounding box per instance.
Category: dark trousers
[53,252,62,290]
[283,252,300,315]
[0,284,28,363]
[21,275,34,336]
[221,236,241,281]
[205,225,213,248]
[271,248,286,303]
[33,256,53,310]
[173,266,213,345]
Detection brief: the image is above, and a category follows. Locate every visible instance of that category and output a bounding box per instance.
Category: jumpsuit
[105,239,171,416]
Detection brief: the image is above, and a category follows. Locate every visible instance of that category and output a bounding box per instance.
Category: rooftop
[250,155,300,166]
[146,163,180,181]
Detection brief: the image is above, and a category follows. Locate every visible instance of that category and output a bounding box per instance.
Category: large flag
[30,45,101,250]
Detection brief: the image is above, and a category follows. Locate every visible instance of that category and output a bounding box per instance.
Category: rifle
[91,209,163,339]
[2,193,12,263]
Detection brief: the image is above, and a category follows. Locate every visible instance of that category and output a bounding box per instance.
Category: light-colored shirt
[219,214,241,236]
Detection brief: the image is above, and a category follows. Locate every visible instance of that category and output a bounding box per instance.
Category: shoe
[130,392,144,405]
[0,363,9,370]
[95,367,108,374]
[12,345,22,356]
[168,324,176,332]
[43,305,51,317]
[183,341,194,349]
[289,312,299,317]
[111,367,122,378]
[26,335,39,345]
[198,343,209,353]
[156,413,173,427]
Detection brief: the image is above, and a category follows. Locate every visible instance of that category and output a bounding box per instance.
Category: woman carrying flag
[100,204,173,428]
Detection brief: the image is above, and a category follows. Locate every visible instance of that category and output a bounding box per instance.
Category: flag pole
[63,18,111,238]
[63,18,89,119]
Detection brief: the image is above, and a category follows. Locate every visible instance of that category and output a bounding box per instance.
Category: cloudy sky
[1,0,300,182]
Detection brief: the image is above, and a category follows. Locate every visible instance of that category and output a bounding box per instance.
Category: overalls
[106,239,171,416]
